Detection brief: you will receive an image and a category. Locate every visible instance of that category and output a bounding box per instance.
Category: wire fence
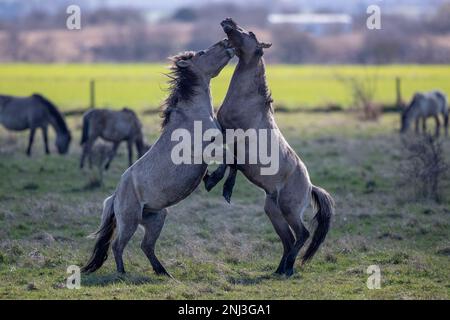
[1,70,450,114]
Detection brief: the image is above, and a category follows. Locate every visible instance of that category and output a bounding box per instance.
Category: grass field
[1,64,450,110]
[0,111,449,299]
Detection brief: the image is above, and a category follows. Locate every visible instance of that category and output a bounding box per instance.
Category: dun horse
[82,40,235,275]
[80,108,146,169]
[0,94,71,155]
[401,90,448,137]
[204,19,335,277]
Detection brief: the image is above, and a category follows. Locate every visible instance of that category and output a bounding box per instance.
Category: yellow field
[1,64,449,110]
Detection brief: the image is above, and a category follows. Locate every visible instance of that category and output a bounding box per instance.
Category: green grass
[1,64,450,110]
[0,112,449,299]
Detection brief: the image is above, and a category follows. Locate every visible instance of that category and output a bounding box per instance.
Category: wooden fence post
[90,79,95,109]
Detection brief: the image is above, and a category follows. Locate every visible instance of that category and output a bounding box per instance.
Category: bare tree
[399,135,449,202]
[336,72,380,121]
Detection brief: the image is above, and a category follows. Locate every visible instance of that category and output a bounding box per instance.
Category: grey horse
[0,94,71,155]
[401,90,448,137]
[80,107,146,169]
[81,39,235,276]
[204,19,335,277]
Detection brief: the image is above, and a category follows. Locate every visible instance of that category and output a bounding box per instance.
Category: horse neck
[222,57,268,113]
[47,111,66,136]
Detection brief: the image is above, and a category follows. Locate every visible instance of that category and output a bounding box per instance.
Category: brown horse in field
[204,18,335,277]
[0,94,71,155]
[80,108,146,170]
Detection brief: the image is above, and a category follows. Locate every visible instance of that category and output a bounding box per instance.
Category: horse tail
[302,185,335,263]
[32,94,69,135]
[81,194,116,274]
[80,110,94,145]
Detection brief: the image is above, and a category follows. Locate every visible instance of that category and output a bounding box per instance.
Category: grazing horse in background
[88,142,152,185]
[401,91,448,137]
[80,108,146,170]
[204,19,335,277]
[81,39,235,276]
[0,94,71,155]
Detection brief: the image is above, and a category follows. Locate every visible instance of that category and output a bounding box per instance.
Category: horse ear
[176,60,191,68]
[259,42,272,49]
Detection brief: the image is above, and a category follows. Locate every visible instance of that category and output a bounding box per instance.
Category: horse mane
[32,94,70,135]
[161,51,198,128]
[403,93,422,116]
[433,91,448,109]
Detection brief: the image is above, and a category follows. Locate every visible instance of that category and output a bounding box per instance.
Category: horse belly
[0,116,29,131]
[133,163,207,211]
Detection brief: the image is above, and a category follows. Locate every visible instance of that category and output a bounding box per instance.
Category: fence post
[90,79,95,109]
[395,76,402,108]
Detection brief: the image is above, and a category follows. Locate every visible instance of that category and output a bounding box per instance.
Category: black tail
[81,195,116,274]
[302,185,335,263]
[32,93,70,135]
[80,110,93,145]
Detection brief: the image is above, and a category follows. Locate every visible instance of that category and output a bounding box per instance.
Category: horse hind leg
[104,142,120,170]
[140,208,172,277]
[279,189,311,277]
[111,201,140,274]
[127,139,133,167]
[26,128,36,156]
[434,115,441,137]
[422,117,427,134]
[264,195,295,275]
[41,126,49,154]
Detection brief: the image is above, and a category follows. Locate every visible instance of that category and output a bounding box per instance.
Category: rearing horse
[205,19,335,277]
[82,40,235,276]
[0,94,71,155]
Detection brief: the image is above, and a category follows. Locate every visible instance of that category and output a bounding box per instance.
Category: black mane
[161,51,199,128]
[32,94,70,135]
[257,59,274,112]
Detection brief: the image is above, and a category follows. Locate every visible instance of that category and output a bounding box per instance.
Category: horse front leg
[26,128,36,156]
[126,139,133,167]
[422,117,427,134]
[203,163,228,191]
[41,126,50,154]
[104,142,119,170]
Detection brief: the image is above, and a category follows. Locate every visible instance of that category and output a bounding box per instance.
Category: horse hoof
[155,269,173,278]
[284,268,294,277]
[223,192,232,204]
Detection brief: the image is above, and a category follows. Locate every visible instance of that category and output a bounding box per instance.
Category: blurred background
[0,0,449,111]
[1,0,450,64]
